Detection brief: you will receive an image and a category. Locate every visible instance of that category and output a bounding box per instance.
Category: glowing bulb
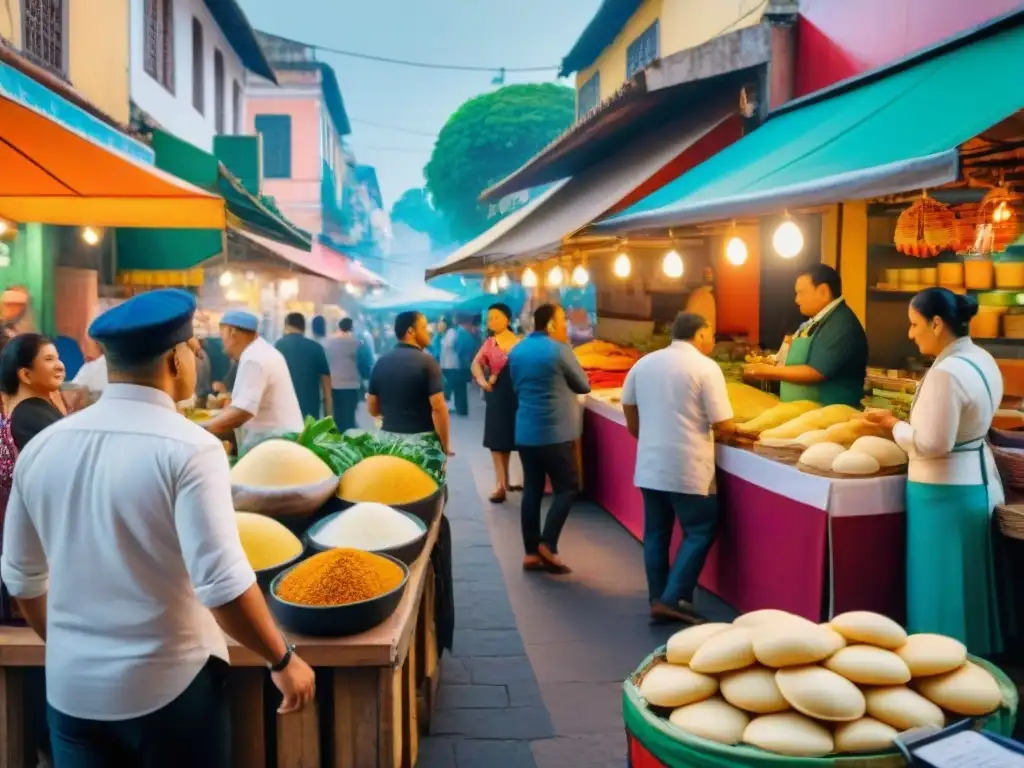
[521,267,538,288]
[219,271,233,287]
[571,265,589,286]
[613,252,631,279]
[662,250,684,279]
[773,219,804,259]
[82,226,100,246]
[487,276,499,293]
[0,221,8,236]
[497,272,510,290]
[994,201,1012,224]
[725,236,748,266]
[547,265,564,287]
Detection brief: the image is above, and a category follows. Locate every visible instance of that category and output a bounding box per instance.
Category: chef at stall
[743,264,867,407]
[200,310,303,451]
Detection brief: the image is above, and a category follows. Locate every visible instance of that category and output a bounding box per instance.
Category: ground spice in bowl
[275,548,405,606]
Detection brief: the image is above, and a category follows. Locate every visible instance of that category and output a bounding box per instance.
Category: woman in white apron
[866,287,1004,656]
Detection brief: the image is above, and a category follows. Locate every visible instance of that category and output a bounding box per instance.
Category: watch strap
[270,644,295,673]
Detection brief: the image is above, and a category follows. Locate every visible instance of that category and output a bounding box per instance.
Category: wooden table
[0,516,443,768]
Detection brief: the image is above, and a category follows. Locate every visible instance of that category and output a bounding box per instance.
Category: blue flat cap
[89,288,197,363]
[220,310,259,332]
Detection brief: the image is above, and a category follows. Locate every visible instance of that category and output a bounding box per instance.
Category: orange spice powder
[276,548,404,606]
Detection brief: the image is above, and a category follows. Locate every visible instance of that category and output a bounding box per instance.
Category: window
[191,17,204,113]
[143,0,174,91]
[232,80,242,134]
[255,115,292,179]
[626,19,659,79]
[213,49,225,133]
[21,0,67,76]
[577,73,600,117]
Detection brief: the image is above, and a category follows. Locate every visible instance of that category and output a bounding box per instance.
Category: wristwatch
[270,643,296,672]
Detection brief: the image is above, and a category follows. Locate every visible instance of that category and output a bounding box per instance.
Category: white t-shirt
[621,340,733,495]
[231,336,304,447]
[71,356,108,393]
[0,384,255,720]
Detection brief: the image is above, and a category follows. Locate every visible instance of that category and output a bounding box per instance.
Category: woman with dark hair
[471,303,521,503]
[865,287,1003,655]
[0,333,66,451]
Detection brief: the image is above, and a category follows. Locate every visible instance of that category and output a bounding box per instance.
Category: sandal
[537,544,572,575]
[522,555,547,571]
[508,485,523,492]
[488,489,507,504]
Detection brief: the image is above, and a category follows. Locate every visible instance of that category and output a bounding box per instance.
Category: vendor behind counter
[744,264,867,408]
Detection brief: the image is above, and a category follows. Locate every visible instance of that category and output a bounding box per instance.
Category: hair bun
[954,293,980,322]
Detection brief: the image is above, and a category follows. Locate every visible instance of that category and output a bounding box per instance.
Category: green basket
[622,649,1018,768]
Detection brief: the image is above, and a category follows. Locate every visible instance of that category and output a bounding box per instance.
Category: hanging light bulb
[613,252,632,279]
[772,218,804,259]
[219,271,233,287]
[662,250,684,279]
[0,221,8,237]
[497,272,510,290]
[487,276,499,294]
[547,265,564,287]
[81,226,101,246]
[725,236,748,266]
[521,267,538,288]
[993,201,1013,224]
[571,264,589,286]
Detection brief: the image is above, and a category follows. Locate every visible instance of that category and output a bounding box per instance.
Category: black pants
[331,388,360,432]
[48,657,231,768]
[519,442,578,555]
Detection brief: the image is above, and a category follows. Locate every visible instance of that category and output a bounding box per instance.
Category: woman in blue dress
[866,287,1003,655]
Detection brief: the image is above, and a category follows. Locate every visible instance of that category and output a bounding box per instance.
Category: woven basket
[996,504,1024,542]
[991,443,1024,492]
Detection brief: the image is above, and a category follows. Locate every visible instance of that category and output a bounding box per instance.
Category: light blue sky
[238,0,600,208]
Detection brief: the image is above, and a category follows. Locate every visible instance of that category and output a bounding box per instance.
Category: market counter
[0,514,445,768]
[582,395,907,623]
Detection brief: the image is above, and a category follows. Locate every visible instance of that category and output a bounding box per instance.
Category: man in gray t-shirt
[324,318,363,431]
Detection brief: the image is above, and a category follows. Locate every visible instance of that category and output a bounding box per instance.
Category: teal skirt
[906,480,1003,656]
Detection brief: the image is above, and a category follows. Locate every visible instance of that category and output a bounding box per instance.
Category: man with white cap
[0,289,315,766]
[201,310,304,449]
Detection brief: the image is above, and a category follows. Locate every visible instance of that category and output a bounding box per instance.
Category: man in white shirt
[0,289,314,766]
[201,310,304,451]
[620,312,734,625]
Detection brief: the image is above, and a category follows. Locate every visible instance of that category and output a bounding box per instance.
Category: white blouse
[892,338,1003,504]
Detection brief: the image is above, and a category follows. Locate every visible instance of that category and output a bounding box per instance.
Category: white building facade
[128,0,272,150]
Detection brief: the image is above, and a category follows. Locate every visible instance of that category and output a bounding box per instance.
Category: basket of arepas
[623,609,1017,767]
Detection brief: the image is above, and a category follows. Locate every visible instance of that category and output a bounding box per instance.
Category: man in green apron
[744,264,867,407]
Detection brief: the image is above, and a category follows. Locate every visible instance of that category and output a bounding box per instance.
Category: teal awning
[596,19,1024,234]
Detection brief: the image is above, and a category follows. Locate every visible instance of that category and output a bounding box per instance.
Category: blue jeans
[640,489,718,607]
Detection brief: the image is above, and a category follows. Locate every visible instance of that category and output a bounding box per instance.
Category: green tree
[425,83,575,241]
[389,187,450,244]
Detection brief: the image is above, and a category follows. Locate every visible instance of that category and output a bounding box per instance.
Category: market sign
[0,61,154,165]
[486,182,557,221]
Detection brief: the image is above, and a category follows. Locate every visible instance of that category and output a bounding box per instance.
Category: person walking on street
[200,311,304,452]
[0,289,315,767]
[367,311,451,458]
[621,312,734,625]
[453,317,478,416]
[275,313,332,422]
[509,304,590,574]
[438,315,459,407]
[311,315,328,347]
[324,318,362,432]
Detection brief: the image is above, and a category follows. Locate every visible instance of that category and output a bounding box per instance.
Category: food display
[626,608,1014,761]
[230,439,340,516]
[310,502,423,551]
[574,340,643,389]
[797,435,907,477]
[736,401,819,437]
[235,512,303,571]
[725,383,779,424]
[757,405,858,445]
[275,548,405,607]
[338,455,439,505]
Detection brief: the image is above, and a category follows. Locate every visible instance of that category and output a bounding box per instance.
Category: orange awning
[0,94,225,228]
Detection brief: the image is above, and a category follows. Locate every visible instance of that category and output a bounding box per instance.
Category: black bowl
[268,553,409,637]
[337,484,445,526]
[304,509,428,565]
[253,548,307,591]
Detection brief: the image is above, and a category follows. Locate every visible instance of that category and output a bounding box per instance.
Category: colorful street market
[3,0,1024,767]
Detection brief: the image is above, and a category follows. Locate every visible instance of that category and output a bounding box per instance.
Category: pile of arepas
[637,609,1006,758]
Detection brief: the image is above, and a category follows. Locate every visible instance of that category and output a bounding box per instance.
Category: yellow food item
[796,430,829,448]
[689,627,756,674]
[575,353,636,371]
[819,624,847,655]
[665,623,731,665]
[850,436,908,467]
[743,713,834,757]
[775,666,866,722]
[725,383,780,423]
[276,548,405,606]
[719,666,790,714]
[235,512,303,570]
[669,697,748,745]
[733,609,814,629]
[830,611,908,649]
[864,686,944,730]
[753,624,838,668]
[914,662,1003,716]
[834,718,899,754]
[737,401,819,436]
[760,404,859,441]
[896,633,967,677]
[799,442,846,471]
[824,645,912,685]
[639,664,718,709]
[230,439,334,487]
[338,455,439,505]
[831,450,881,476]
[822,418,887,447]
